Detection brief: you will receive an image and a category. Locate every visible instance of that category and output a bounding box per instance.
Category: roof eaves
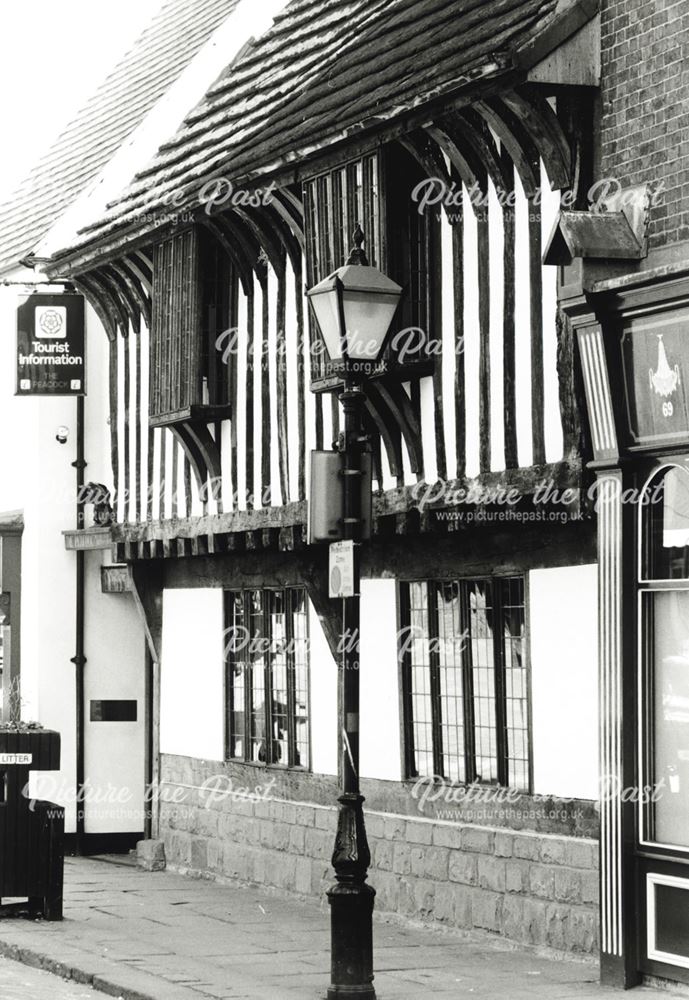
[512,0,599,69]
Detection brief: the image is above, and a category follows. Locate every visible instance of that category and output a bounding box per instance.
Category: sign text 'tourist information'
[16,293,85,396]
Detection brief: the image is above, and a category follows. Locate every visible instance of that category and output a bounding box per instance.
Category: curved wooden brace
[362,383,403,484]
[422,124,486,216]
[362,414,383,489]
[474,100,540,197]
[136,250,154,278]
[113,260,152,330]
[500,90,573,191]
[73,275,117,342]
[127,252,153,295]
[103,264,141,335]
[269,191,305,254]
[376,379,424,479]
[215,213,267,290]
[170,425,207,495]
[90,268,130,338]
[448,109,514,195]
[280,187,305,223]
[184,421,222,483]
[256,201,302,276]
[200,217,252,296]
[398,131,458,224]
[231,206,286,279]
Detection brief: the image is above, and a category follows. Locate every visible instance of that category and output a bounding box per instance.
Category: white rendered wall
[160,588,224,761]
[309,582,402,781]
[308,598,337,776]
[360,579,403,782]
[0,284,93,831]
[529,564,598,801]
[83,550,146,834]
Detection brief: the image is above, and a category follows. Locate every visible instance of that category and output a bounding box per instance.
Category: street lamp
[307,227,402,1000]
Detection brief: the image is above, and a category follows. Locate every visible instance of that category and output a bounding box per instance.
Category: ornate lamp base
[327,793,376,999]
[326,881,376,999]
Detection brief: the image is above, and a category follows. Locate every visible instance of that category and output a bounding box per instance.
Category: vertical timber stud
[569,305,640,987]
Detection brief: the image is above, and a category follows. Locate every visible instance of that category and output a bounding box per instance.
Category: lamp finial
[346,224,369,266]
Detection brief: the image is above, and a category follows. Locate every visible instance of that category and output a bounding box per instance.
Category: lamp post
[307,227,402,999]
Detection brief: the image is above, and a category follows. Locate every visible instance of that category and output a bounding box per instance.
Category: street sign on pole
[329,541,356,598]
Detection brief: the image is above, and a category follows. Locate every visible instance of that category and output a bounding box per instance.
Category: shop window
[399,577,530,790]
[640,464,689,849]
[224,588,309,769]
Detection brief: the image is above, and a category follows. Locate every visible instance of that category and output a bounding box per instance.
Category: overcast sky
[0,1,163,199]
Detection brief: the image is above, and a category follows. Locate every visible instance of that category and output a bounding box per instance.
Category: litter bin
[0,728,63,920]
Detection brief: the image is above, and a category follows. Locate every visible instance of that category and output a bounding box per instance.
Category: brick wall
[600,0,689,249]
[159,756,599,956]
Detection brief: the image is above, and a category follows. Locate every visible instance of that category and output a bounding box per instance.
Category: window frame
[223,587,311,771]
[149,226,235,427]
[398,575,532,791]
[303,142,440,393]
[638,461,689,853]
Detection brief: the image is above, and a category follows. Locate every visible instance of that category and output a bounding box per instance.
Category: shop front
[566,266,689,988]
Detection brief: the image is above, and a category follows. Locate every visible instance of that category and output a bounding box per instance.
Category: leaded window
[399,577,530,790]
[224,588,309,769]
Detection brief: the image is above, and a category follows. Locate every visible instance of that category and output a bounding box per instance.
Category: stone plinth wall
[159,756,599,956]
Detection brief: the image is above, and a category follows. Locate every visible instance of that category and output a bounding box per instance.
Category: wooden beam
[501,89,573,192]
[452,210,466,480]
[276,268,290,504]
[116,259,152,329]
[73,275,117,342]
[92,268,130,337]
[474,99,540,198]
[245,285,255,509]
[103,264,141,335]
[376,379,424,479]
[108,338,119,506]
[294,264,306,502]
[363,384,403,485]
[261,282,271,505]
[170,425,206,495]
[502,155,518,470]
[303,568,340,665]
[123,325,131,521]
[529,209,546,465]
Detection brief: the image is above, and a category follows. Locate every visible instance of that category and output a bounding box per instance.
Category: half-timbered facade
[37,0,607,960]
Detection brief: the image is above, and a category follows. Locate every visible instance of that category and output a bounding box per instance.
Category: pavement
[0,953,97,1000]
[0,856,680,1000]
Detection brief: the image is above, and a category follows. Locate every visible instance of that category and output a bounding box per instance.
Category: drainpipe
[70,395,86,855]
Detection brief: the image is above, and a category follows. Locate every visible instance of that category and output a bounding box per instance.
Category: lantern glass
[307,263,402,367]
[308,282,344,361]
[341,289,400,360]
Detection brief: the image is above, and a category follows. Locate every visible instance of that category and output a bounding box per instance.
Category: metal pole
[71,394,87,854]
[327,374,376,1000]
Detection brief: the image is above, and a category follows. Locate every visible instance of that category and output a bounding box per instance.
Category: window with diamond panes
[224,588,310,769]
[400,577,530,790]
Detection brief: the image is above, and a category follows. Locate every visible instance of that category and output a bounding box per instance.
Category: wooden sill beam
[105,460,584,560]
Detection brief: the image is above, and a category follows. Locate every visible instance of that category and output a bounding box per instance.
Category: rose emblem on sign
[38,309,64,337]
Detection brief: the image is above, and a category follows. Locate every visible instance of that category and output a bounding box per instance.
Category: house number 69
[662,401,674,418]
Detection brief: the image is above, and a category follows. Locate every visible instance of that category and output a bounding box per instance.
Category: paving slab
[0,856,681,1000]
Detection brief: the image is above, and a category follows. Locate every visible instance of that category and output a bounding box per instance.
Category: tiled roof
[69,0,563,256]
[0,0,241,276]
